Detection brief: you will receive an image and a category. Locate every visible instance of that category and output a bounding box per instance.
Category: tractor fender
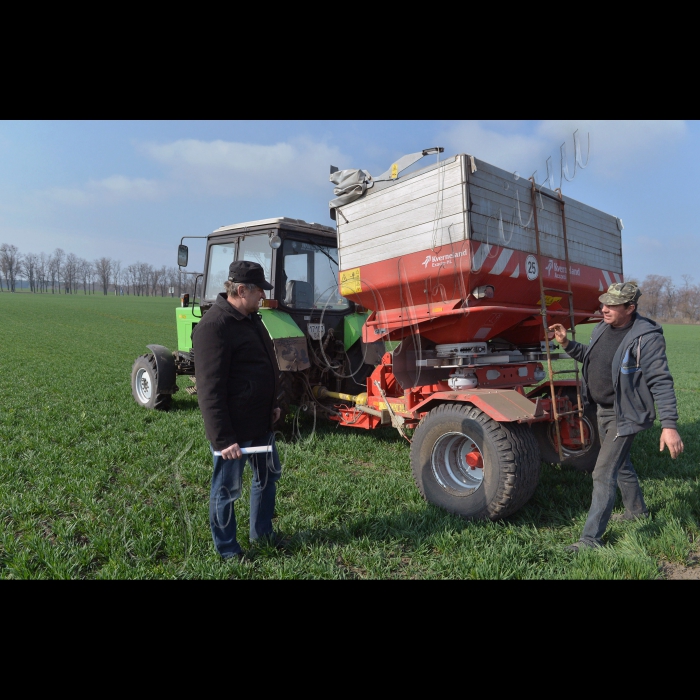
[258,309,311,371]
[146,344,178,394]
[343,311,384,363]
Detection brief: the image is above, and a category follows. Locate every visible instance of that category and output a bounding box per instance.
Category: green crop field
[1,293,698,579]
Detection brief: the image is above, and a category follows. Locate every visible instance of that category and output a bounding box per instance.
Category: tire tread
[411,403,541,521]
[131,353,172,411]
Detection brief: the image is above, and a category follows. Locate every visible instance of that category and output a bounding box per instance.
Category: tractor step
[185,386,198,395]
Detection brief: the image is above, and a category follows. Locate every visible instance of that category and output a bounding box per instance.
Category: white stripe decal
[599,280,604,291]
[602,270,612,288]
[471,243,491,272]
[613,272,621,283]
[474,327,491,339]
[510,264,520,279]
[489,248,513,276]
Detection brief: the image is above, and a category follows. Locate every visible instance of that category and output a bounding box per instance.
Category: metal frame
[529,179,588,460]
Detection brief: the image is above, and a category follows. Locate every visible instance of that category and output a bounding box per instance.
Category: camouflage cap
[599,281,642,306]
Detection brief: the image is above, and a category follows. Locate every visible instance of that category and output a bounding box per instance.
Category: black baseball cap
[228,260,273,290]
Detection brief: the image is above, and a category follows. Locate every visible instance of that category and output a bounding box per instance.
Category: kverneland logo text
[546,260,580,279]
[422,250,469,268]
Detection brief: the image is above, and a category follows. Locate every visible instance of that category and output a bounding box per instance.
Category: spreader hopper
[335,153,623,347]
[324,150,627,520]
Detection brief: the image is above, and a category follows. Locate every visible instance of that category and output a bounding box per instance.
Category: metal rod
[531,178,564,461]
[536,189,566,203]
[556,189,587,451]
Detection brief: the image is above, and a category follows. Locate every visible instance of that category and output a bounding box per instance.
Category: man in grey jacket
[549,282,684,552]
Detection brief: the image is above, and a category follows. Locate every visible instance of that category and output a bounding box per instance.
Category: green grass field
[1,293,698,579]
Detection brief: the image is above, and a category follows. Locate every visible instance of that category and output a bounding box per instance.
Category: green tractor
[130,217,382,415]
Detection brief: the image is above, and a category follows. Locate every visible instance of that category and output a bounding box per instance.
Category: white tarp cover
[329,169,373,210]
[329,150,439,211]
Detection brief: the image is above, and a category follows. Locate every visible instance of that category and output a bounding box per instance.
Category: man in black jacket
[192,261,282,560]
[549,282,684,552]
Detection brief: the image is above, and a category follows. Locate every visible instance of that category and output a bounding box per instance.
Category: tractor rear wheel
[131,354,172,411]
[341,342,377,394]
[276,370,300,425]
[410,403,541,520]
[532,391,599,473]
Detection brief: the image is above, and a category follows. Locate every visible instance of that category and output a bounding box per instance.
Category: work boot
[611,510,650,522]
[252,531,291,551]
[564,540,599,553]
[222,551,247,563]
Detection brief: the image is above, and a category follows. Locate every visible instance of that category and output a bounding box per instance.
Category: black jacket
[565,314,678,436]
[192,293,280,449]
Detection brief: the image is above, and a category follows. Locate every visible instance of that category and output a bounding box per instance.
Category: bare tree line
[3,243,699,321]
[634,274,700,324]
[0,243,196,297]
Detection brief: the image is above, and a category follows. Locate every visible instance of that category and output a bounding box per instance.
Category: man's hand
[272,407,281,424]
[221,443,243,460]
[660,428,684,459]
[548,323,569,348]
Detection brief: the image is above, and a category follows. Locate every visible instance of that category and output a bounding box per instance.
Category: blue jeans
[209,432,282,558]
[580,406,648,547]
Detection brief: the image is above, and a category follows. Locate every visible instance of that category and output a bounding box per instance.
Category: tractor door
[203,234,275,302]
[275,233,378,392]
[276,235,349,340]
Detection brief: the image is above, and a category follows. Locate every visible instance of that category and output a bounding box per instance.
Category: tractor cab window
[204,235,273,300]
[281,239,349,310]
[205,243,236,299]
[238,234,273,284]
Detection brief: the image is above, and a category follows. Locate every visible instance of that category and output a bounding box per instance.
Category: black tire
[341,342,376,394]
[410,403,541,520]
[131,354,172,411]
[276,370,299,424]
[342,364,375,394]
[532,392,599,473]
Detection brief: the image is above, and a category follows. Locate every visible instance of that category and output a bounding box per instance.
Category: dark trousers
[580,406,648,547]
[209,432,282,558]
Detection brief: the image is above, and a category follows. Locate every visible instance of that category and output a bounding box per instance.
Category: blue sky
[0,120,697,283]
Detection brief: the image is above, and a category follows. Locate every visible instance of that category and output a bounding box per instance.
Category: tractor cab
[201,217,350,335]
[152,217,380,414]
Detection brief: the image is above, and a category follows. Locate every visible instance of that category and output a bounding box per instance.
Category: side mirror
[178,244,189,267]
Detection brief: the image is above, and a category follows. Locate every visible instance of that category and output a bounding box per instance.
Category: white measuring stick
[213,445,273,457]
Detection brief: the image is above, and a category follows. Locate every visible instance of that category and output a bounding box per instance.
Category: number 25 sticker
[526,255,539,281]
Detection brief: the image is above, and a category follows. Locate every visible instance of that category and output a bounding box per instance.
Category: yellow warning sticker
[377,402,405,412]
[178,314,188,319]
[339,268,362,296]
[432,307,443,313]
[391,163,399,179]
[545,295,562,306]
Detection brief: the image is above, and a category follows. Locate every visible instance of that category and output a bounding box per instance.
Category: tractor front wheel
[410,403,541,520]
[131,354,172,411]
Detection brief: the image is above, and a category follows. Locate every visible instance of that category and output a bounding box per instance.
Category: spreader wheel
[532,392,599,473]
[131,354,172,411]
[410,403,541,520]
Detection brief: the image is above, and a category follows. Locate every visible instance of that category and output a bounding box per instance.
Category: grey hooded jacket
[565,313,678,436]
